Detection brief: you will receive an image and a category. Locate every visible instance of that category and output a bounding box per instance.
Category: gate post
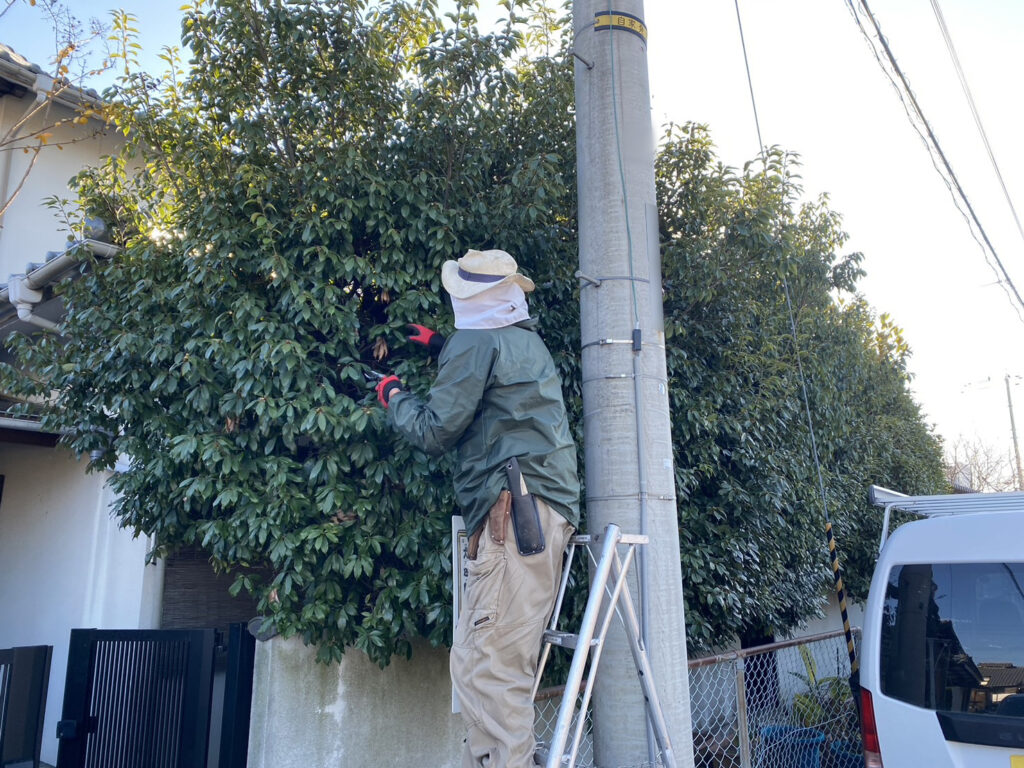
[219,623,256,768]
[56,629,98,767]
[182,629,216,767]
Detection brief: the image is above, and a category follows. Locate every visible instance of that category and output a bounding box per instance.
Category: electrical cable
[928,0,1024,252]
[733,0,859,675]
[607,6,641,327]
[845,0,1024,324]
[844,3,1018,320]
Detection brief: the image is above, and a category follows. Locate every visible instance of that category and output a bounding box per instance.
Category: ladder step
[616,533,649,544]
[543,630,599,649]
[569,532,648,546]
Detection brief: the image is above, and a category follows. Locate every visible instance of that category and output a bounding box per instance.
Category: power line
[928,0,1024,251]
[845,0,1024,323]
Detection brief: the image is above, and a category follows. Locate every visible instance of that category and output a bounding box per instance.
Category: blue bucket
[756,725,826,768]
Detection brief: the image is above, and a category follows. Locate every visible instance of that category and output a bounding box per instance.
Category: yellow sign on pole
[594,11,648,43]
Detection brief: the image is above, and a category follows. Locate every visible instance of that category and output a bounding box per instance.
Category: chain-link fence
[689,629,862,768]
[535,686,595,767]
[534,629,861,768]
[534,686,672,767]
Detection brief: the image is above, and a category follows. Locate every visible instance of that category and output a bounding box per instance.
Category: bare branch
[0,0,112,215]
[944,435,1018,492]
[0,147,42,220]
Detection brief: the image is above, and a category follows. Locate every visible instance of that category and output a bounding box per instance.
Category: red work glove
[407,324,446,355]
[375,375,402,408]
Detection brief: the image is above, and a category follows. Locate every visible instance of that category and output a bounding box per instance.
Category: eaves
[0,43,103,113]
[0,238,120,436]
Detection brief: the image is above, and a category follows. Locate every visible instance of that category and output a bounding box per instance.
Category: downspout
[8,273,59,331]
[81,476,113,626]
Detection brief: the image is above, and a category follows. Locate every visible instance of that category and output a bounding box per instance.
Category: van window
[880,562,1024,714]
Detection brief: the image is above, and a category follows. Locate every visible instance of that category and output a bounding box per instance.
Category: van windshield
[880,562,1024,715]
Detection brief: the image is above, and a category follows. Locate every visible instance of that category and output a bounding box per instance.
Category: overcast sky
[5,0,1023,472]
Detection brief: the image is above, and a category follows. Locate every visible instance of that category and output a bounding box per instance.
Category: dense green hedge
[2,0,944,663]
[657,127,945,647]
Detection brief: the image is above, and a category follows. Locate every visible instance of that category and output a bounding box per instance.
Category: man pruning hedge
[375,248,580,768]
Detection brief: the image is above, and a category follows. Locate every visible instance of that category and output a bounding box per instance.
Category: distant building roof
[979,662,1024,692]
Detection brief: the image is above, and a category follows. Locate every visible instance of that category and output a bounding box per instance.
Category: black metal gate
[56,629,216,768]
[0,644,52,767]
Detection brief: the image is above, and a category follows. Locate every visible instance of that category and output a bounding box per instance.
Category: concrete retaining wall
[247,635,464,768]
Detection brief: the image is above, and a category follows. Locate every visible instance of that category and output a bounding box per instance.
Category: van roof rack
[869,485,1024,550]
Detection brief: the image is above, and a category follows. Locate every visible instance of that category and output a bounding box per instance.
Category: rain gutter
[0,238,121,332]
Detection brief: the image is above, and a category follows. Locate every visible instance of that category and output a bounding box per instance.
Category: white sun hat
[441,249,536,299]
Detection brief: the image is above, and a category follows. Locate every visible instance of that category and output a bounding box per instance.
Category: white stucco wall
[0,441,161,765]
[789,589,865,643]
[0,88,121,280]
[247,635,465,768]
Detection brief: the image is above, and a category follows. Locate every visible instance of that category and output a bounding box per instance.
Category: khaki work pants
[451,498,574,768]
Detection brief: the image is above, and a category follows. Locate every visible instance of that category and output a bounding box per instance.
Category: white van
[859,486,1024,768]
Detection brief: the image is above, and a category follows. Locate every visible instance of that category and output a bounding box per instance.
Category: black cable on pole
[847,0,1024,322]
[929,0,1024,250]
[782,276,859,675]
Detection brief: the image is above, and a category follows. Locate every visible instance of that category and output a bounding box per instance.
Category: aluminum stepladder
[532,523,678,768]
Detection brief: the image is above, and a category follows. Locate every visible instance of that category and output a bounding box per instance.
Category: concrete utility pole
[1006,375,1024,491]
[572,2,695,766]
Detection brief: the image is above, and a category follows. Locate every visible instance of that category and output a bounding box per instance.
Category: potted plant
[790,645,862,768]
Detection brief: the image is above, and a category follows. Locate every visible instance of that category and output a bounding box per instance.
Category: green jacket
[389,318,580,535]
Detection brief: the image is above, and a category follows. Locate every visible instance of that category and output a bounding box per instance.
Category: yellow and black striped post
[826,520,859,675]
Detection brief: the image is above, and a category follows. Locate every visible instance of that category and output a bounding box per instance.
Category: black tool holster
[504,457,546,556]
